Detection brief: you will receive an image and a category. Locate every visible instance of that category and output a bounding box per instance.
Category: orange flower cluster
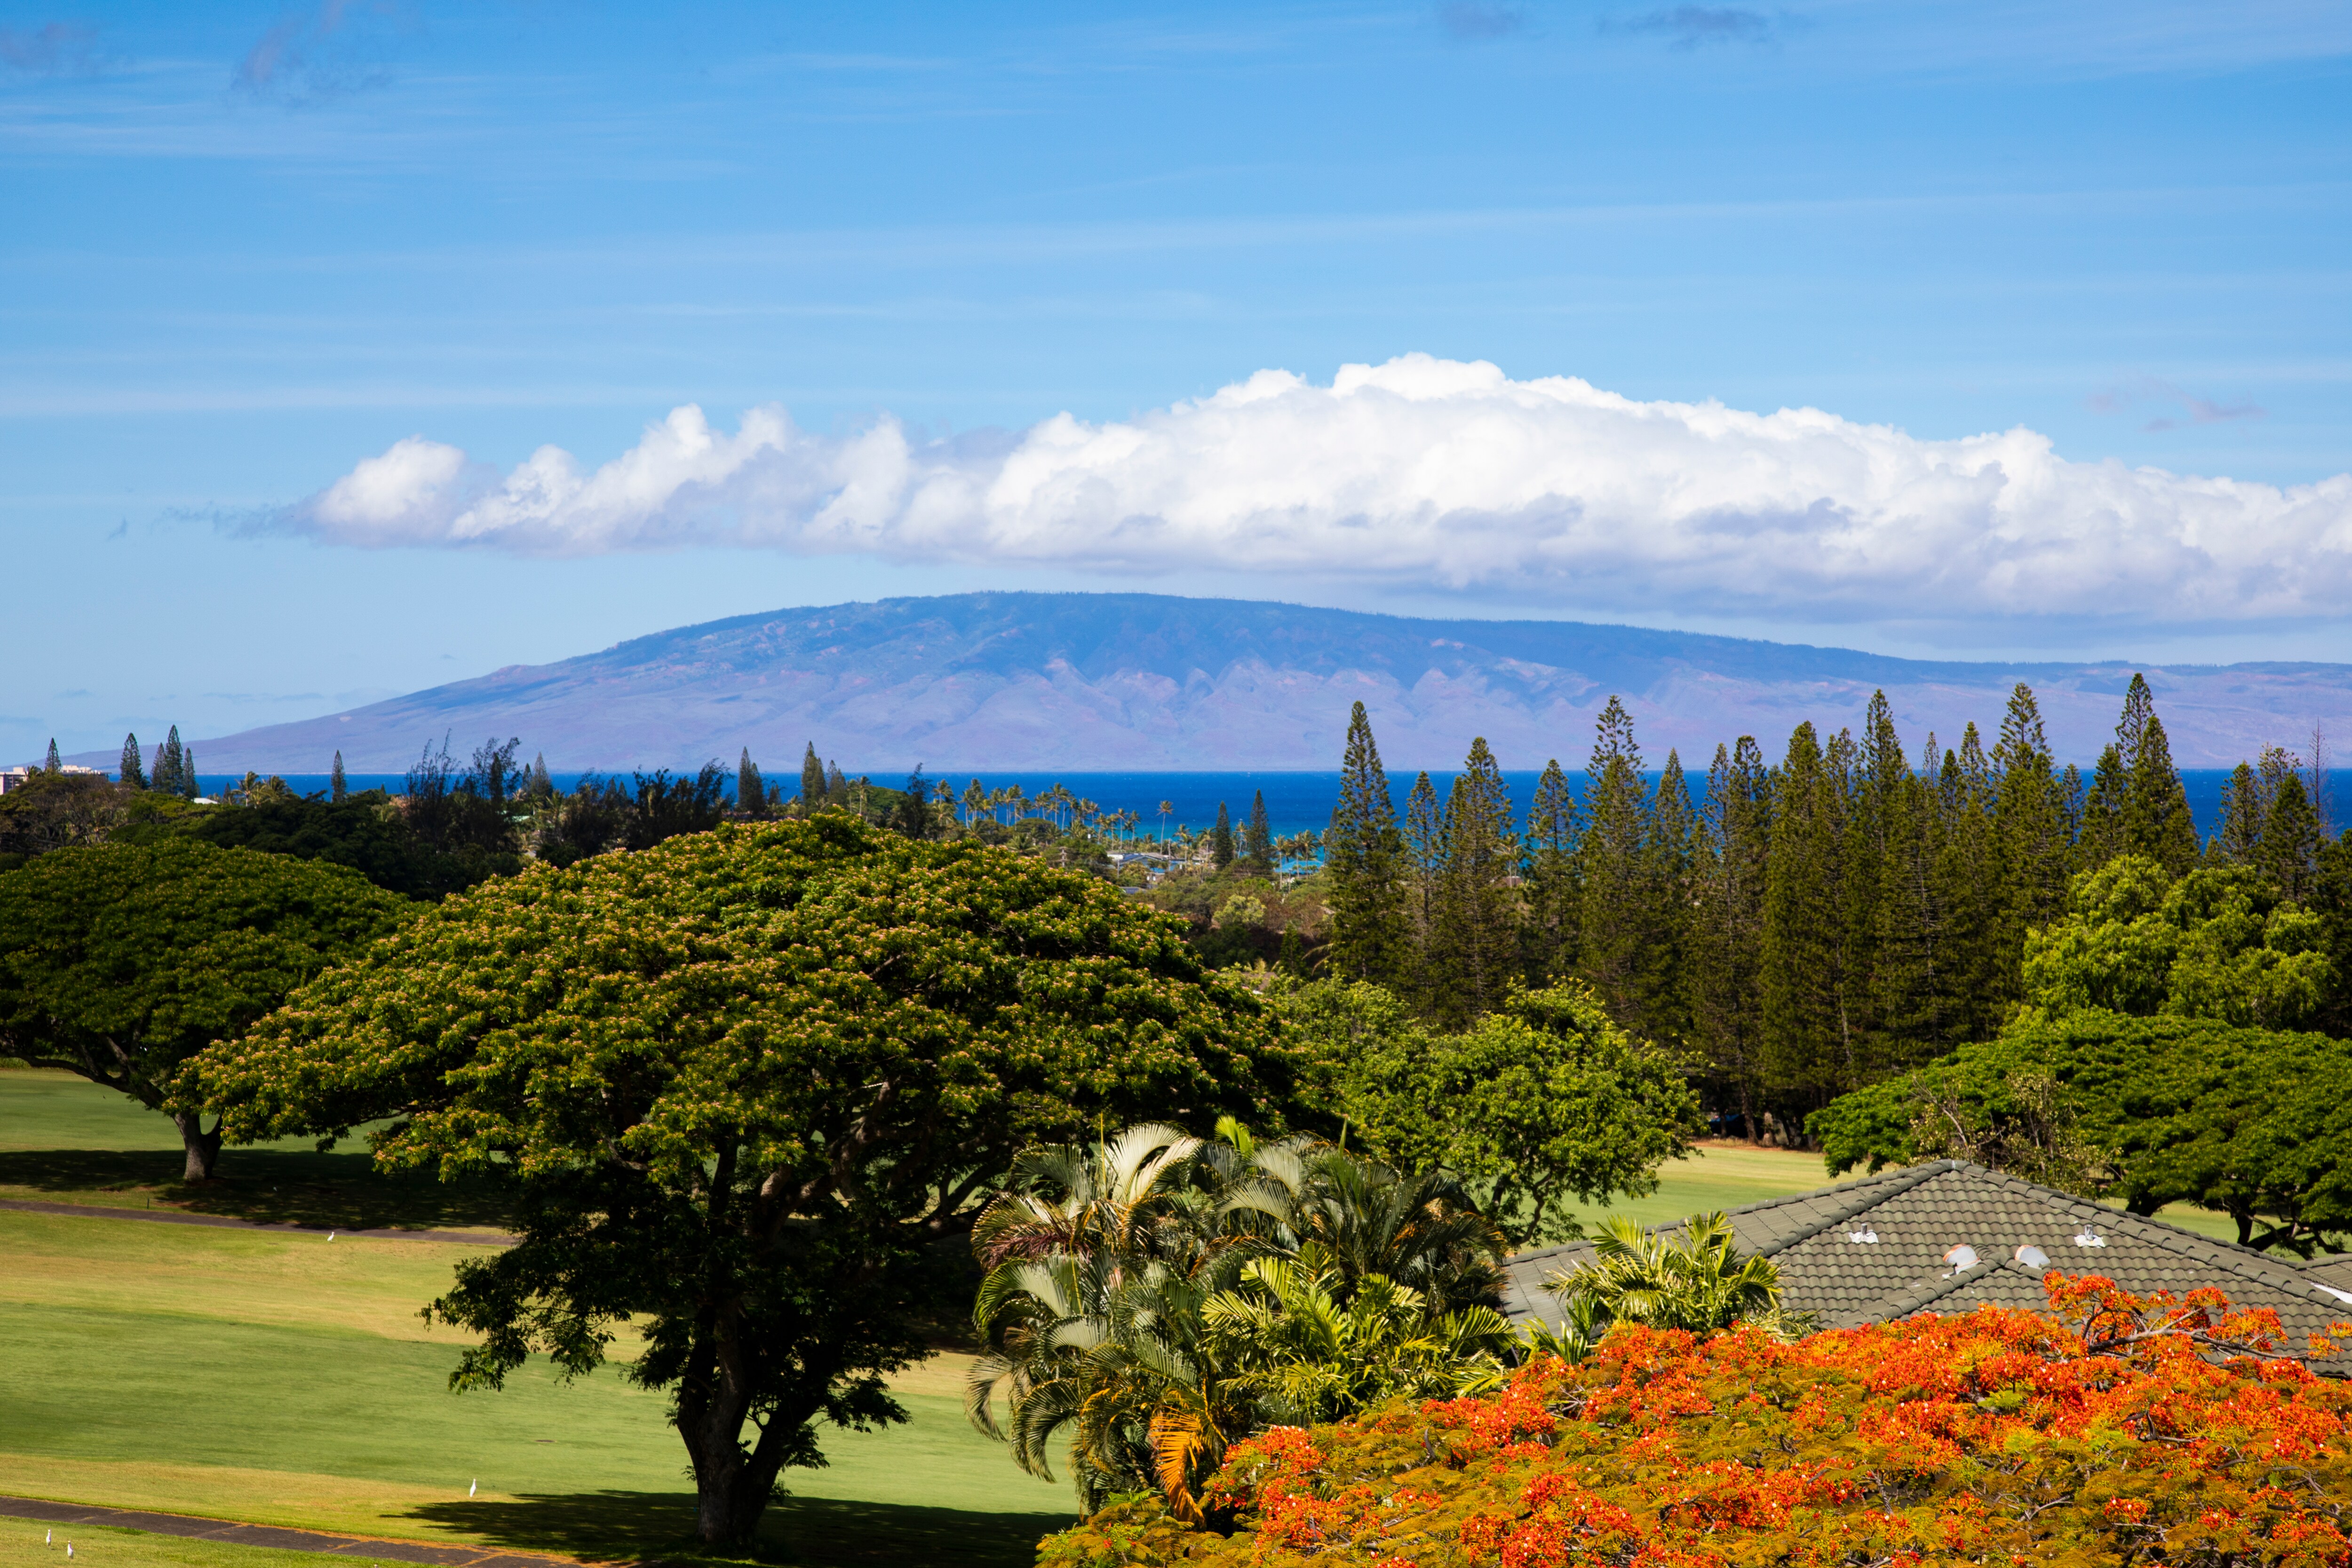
[1037,1276,2352,1568]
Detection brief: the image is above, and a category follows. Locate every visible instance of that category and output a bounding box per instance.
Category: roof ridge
[1502,1159,1951,1267]
[1749,1159,1962,1257]
[1955,1166,2352,1311]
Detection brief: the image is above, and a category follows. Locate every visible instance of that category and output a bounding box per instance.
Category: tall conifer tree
[800,744,826,813]
[2215,763,2265,863]
[2123,716,2199,874]
[1431,738,1517,1025]
[1643,749,1698,1046]
[2263,773,2321,901]
[181,746,199,799]
[1690,739,1771,1129]
[1575,697,1653,1028]
[1760,721,1851,1111]
[1211,802,1235,868]
[1520,758,1580,985]
[119,733,146,789]
[1992,683,2069,994]
[1870,764,1948,1067]
[330,750,348,804]
[44,739,60,773]
[1933,726,2003,1042]
[1401,771,1446,1013]
[1325,701,1408,985]
[1242,790,1274,873]
[2080,744,2128,868]
[154,725,185,798]
[737,748,763,818]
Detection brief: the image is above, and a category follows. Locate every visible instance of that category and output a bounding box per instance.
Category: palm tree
[1158,800,1174,843]
[1544,1211,1791,1338]
[1202,1251,1512,1426]
[970,1123,1205,1269]
[969,1123,1511,1516]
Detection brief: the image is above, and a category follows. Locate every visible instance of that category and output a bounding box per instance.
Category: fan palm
[1545,1211,1787,1337]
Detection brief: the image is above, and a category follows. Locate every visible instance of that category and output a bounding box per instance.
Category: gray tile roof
[1501,1159,2352,1367]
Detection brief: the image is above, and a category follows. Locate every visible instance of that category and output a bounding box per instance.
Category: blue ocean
[207,768,2347,844]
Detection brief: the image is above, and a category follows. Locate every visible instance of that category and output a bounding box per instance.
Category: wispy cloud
[2087,376,2268,433]
[1602,6,1780,48]
[258,356,2352,628]
[234,0,403,105]
[1438,3,1528,41]
[0,20,103,76]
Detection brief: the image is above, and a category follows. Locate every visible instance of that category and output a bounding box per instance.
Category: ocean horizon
[183,767,2348,846]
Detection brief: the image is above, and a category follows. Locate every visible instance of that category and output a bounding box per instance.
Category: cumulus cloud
[274,355,2352,624]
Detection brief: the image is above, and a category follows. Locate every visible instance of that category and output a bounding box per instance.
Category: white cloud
[278,355,2352,623]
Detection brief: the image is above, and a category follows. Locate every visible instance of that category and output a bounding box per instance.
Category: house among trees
[1502,1159,2352,1360]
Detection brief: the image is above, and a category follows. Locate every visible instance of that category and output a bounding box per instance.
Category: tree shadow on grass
[407,1490,1074,1568]
[0,1146,516,1232]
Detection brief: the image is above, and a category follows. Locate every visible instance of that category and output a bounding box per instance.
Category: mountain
[161,593,2352,773]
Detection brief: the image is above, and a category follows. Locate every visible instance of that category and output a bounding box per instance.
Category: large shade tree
[0,839,413,1178]
[178,817,1302,1549]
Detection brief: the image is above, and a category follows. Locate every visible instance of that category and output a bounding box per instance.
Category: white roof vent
[2015,1244,2051,1269]
[2074,1225,2106,1248]
[1943,1244,1980,1276]
[1848,1225,1879,1244]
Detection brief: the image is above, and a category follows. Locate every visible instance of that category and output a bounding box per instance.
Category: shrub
[1038,1275,2352,1567]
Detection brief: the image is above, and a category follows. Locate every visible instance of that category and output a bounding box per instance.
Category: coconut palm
[1544,1211,1789,1337]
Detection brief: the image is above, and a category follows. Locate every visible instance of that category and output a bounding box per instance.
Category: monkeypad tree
[0,839,413,1178]
[178,816,1302,1549]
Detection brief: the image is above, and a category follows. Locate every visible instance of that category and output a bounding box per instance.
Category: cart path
[0,1494,595,1568]
[0,1198,514,1246]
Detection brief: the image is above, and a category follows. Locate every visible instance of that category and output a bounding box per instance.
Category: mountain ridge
[117,593,2352,773]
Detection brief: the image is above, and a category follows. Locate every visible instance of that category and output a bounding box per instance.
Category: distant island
[126,592,2352,772]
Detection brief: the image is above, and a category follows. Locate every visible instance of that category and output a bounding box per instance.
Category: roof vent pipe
[1942,1244,1980,1276]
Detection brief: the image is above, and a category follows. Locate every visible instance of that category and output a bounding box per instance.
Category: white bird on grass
[327,1232,336,1242]
[468,1479,477,1497]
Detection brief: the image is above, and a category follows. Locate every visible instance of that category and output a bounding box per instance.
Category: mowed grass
[0,1073,1072,1566]
[0,1069,509,1233]
[0,1071,2259,1568]
[0,1515,418,1568]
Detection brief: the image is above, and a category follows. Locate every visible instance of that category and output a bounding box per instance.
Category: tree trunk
[175,1112,222,1182]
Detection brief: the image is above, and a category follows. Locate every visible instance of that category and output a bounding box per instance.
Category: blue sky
[5,0,2351,764]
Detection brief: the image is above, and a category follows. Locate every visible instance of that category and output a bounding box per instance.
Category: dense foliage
[2023,854,2333,1029]
[0,839,413,1177]
[1283,981,1703,1247]
[969,1122,1510,1519]
[1319,676,2350,1137]
[1039,1277,2352,1568]
[176,817,1303,1548]
[1808,1009,2352,1254]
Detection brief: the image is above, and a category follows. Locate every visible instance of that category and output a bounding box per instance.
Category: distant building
[0,764,103,796]
[1503,1159,2352,1370]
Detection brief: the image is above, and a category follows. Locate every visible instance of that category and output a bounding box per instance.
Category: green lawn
[0,1516,418,1568]
[0,1068,509,1233]
[0,1069,2259,1568]
[0,1071,1073,1567]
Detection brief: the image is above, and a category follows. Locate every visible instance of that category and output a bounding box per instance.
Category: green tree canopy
[2020,854,2332,1029]
[1291,979,1701,1248]
[0,840,412,1178]
[177,817,1304,1549]
[1808,1008,2352,1254]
